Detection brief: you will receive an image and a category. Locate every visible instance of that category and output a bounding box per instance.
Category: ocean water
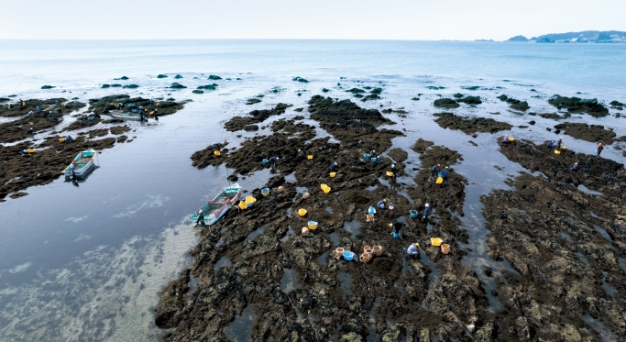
[0,40,625,341]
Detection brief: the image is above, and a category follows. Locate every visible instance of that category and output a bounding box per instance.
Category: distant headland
[507,30,626,43]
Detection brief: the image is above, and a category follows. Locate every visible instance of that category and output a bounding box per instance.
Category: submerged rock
[157,74,168,78]
[169,83,186,89]
[548,95,609,117]
[433,98,459,109]
[433,112,512,134]
[41,85,55,89]
[208,75,222,80]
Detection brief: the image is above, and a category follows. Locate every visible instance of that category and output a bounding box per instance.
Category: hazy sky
[1,0,624,40]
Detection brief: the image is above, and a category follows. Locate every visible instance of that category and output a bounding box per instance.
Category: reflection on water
[223,306,256,342]
[280,268,300,293]
[0,223,197,342]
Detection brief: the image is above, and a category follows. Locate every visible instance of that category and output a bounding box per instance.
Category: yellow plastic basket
[508,137,515,142]
[298,209,307,217]
[214,150,221,156]
[386,171,393,177]
[59,137,65,142]
[238,201,247,210]
[554,150,561,155]
[307,155,313,160]
[329,172,336,178]
[431,238,443,247]
[436,177,443,184]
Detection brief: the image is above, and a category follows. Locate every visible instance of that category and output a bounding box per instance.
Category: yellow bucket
[320,184,328,191]
[308,221,318,230]
[561,146,567,150]
[245,196,256,205]
[508,137,514,142]
[554,150,561,155]
[329,172,336,178]
[238,201,247,210]
[27,149,35,153]
[298,209,307,217]
[59,137,65,142]
[431,238,443,247]
[156,102,160,107]
[307,155,313,160]
[214,150,221,156]
[386,171,393,177]
[149,111,154,115]
[436,176,443,184]
[323,187,331,194]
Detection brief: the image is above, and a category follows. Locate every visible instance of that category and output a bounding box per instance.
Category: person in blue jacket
[441,166,449,187]
[546,140,555,152]
[403,243,419,258]
[422,203,431,222]
[431,164,440,177]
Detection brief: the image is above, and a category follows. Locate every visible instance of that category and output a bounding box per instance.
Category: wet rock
[170,83,186,89]
[292,76,309,83]
[497,94,530,111]
[157,74,168,78]
[197,83,218,90]
[433,98,459,109]
[208,75,222,80]
[548,95,609,117]
[41,85,55,89]
[224,103,292,131]
[433,112,512,135]
[554,122,616,144]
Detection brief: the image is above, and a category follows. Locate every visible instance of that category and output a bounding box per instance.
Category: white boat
[63,149,97,180]
[190,183,242,226]
[106,110,145,121]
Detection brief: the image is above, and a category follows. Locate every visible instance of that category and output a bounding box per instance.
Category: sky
[1,0,625,40]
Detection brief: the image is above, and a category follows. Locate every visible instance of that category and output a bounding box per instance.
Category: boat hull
[107,110,144,121]
[190,184,242,226]
[63,149,97,180]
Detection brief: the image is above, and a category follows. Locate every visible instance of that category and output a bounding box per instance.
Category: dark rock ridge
[433,112,512,135]
[497,95,529,111]
[224,103,292,132]
[548,95,609,117]
[554,122,617,144]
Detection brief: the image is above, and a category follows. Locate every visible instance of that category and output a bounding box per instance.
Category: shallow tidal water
[1,40,625,341]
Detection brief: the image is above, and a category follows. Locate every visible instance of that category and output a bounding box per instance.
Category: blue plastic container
[392,232,400,239]
[409,210,418,219]
[88,115,95,121]
[261,188,270,196]
[363,153,370,159]
[132,109,137,113]
[368,206,376,215]
[262,158,268,164]
[139,105,144,109]
[371,157,377,163]
[343,251,355,261]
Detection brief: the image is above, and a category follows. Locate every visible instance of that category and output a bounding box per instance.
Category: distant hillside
[507,31,626,43]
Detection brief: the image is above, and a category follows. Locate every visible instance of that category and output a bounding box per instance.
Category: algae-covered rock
[610,100,624,110]
[347,88,365,94]
[122,84,139,89]
[41,85,55,89]
[292,76,309,83]
[453,93,464,98]
[156,74,168,78]
[111,84,122,87]
[174,74,183,79]
[498,94,529,111]
[548,95,608,117]
[322,88,330,92]
[101,84,111,88]
[458,95,482,105]
[114,76,129,80]
[192,90,204,94]
[197,83,218,90]
[208,75,222,80]
[434,98,459,109]
[426,86,445,90]
[246,98,262,105]
[169,83,186,89]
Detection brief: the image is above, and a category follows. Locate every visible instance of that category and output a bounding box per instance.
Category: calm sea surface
[0,40,624,341]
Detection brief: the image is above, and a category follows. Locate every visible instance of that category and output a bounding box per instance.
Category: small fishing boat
[106,110,145,121]
[190,183,242,226]
[63,149,98,180]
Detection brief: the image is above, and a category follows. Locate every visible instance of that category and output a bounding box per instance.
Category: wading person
[596,142,604,156]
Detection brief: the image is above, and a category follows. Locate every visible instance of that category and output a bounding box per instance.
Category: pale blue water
[0,40,625,341]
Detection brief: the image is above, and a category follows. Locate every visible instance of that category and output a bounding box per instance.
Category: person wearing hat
[390,220,402,239]
[570,162,579,171]
[431,164,440,178]
[403,243,419,258]
[596,142,604,156]
[329,161,338,171]
[557,136,563,150]
[269,155,278,168]
[377,198,387,209]
[194,209,205,227]
[391,163,398,182]
[546,140,555,152]
[441,166,449,187]
[422,203,431,222]
[369,149,377,158]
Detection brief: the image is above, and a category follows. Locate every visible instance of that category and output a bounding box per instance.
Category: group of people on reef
[431,164,450,187]
[504,135,607,171]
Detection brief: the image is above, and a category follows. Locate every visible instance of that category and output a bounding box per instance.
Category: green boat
[190,183,242,225]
